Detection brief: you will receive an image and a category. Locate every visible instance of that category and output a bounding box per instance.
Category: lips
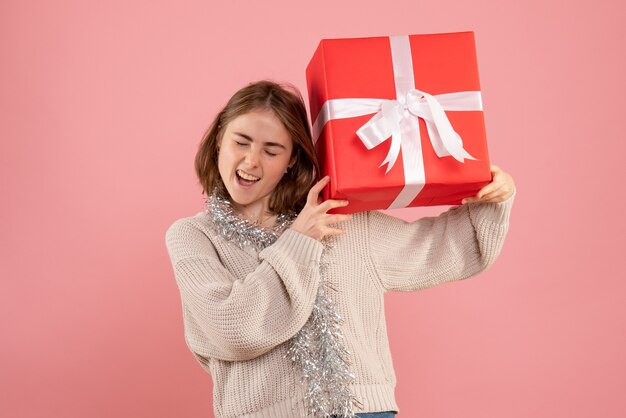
[236,169,261,186]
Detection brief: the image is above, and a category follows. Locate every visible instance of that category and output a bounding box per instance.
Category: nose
[244,147,260,167]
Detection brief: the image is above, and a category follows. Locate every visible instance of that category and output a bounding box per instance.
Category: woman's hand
[461,164,516,204]
[289,176,353,241]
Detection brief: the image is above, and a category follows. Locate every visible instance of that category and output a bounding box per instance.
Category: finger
[317,198,349,213]
[307,176,330,204]
[476,181,502,200]
[462,187,496,204]
[479,189,504,202]
[483,183,515,201]
[462,196,479,204]
[466,185,511,203]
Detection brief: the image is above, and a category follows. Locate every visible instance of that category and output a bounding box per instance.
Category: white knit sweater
[165,190,516,418]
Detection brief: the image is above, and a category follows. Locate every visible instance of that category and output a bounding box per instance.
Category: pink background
[1,0,625,417]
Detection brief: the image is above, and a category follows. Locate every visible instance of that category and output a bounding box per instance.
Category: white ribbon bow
[311,35,484,209]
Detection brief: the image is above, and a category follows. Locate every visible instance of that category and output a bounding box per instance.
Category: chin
[227,186,263,205]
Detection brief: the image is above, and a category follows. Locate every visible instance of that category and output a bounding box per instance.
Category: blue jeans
[331,412,397,418]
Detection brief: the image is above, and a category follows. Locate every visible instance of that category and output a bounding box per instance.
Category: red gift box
[306,31,492,214]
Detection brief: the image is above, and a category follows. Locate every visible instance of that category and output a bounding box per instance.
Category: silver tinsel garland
[204,191,295,250]
[204,191,363,418]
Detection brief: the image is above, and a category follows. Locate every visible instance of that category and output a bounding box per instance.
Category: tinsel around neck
[203,190,296,252]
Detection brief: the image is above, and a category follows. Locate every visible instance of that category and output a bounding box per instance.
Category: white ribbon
[311,35,484,209]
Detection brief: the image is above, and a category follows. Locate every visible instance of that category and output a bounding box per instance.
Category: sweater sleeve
[368,189,516,292]
[165,218,324,362]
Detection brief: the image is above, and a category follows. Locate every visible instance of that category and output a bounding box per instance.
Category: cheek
[269,158,291,178]
[217,150,230,176]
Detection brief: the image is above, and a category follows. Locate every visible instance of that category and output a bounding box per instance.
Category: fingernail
[461,199,467,204]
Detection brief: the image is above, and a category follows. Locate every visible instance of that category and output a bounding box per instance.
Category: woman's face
[217,109,295,215]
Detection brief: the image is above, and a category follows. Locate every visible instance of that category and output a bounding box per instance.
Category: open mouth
[236,169,261,186]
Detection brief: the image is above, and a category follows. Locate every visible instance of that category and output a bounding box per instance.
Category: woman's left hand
[461,164,516,204]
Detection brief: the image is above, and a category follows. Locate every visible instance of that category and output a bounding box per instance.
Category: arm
[368,189,516,292]
[165,218,324,362]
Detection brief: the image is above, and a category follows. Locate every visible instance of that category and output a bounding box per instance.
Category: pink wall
[1,0,625,417]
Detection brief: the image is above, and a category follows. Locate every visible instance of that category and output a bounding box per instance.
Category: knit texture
[165,190,516,418]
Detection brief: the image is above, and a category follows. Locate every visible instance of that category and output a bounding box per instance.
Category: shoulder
[166,211,211,240]
[338,210,408,241]
[165,211,216,264]
[342,209,408,232]
[362,209,413,228]
[166,211,207,232]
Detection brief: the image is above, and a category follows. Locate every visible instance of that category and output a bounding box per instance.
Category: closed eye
[234,138,278,156]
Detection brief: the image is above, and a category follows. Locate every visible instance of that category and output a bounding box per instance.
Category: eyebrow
[233,132,287,150]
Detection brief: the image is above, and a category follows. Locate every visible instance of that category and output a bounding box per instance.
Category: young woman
[165,80,516,418]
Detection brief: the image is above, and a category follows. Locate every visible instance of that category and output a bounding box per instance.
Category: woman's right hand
[289,176,353,241]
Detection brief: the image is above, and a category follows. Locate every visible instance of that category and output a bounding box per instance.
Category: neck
[233,203,274,227]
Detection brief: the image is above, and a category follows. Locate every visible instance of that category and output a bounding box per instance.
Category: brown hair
[194,80,320,215]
